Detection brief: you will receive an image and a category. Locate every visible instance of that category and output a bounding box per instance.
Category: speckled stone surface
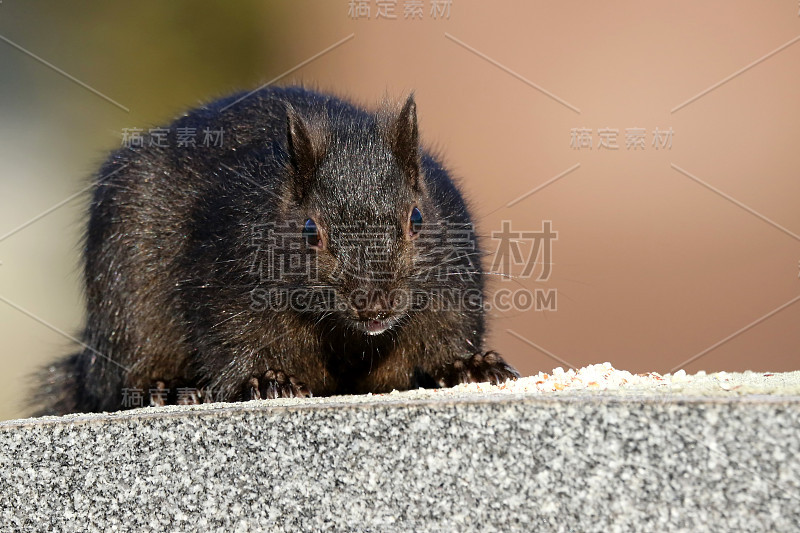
[2,371,800,532]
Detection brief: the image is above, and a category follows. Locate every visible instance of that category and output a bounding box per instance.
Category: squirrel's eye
[303,218,323,249]
[408,207,423,239]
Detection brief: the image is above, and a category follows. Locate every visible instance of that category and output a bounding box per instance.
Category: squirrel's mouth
[365,319,389,335]
[354,317,397,336]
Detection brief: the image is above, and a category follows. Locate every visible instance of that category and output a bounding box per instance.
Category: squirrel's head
[279,94,435,336]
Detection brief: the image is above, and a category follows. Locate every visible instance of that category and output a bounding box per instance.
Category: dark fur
[32,86,518,416]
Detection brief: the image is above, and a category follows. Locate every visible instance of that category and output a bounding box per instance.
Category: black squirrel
[33,86,519,415]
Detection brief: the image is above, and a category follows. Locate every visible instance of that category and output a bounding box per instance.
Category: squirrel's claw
[248,371,311,400]
[437,351,520,388]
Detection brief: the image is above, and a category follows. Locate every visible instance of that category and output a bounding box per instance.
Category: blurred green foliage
[2,0,288,129]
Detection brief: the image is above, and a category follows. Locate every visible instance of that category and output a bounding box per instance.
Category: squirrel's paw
[438,351,520,388]
[147,380,208,406]
[147,380,177,407]
[248,370,311,400]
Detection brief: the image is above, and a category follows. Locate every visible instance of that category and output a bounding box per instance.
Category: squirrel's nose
[358,309,389,321]
[352,288,396,320]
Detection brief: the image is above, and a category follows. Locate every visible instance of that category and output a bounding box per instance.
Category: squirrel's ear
[390,94,420,190]
[286,104,327,198]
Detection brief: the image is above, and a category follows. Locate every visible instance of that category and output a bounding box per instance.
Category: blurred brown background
[0,1,798,420]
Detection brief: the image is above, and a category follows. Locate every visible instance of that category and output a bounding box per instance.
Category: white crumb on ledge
[441,362,800,397]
